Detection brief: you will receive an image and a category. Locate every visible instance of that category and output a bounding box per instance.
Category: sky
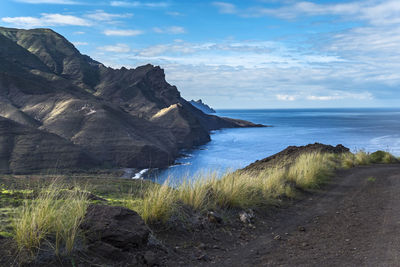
[0,0,400,109]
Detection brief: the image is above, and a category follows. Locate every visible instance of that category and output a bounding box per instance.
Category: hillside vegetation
[1,146,397,263]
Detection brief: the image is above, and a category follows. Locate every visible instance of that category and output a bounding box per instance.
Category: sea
[143,108,400,185]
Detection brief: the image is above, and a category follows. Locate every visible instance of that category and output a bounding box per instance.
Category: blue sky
[1,0,400,108]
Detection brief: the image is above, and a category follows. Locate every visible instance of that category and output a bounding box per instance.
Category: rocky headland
[189,99,216,114]
[0,27,263,174]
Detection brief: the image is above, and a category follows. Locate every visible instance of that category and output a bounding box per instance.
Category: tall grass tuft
[258,168,294,198]
[140,181,177,223]
[177,174,215,211]
[287,152,334,189]
[355,151,371,165]
[13,182,89,255]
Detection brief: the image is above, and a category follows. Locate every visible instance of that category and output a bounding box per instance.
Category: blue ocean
[145,108,400,184]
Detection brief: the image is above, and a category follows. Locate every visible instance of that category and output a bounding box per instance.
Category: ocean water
[145,108,400,184]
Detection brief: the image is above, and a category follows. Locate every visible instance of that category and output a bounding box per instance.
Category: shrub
[370,150,397,164]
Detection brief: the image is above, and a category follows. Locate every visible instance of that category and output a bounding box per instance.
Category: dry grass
[132,150,398,223]
[340,150,397,168]
[130,151,342,223]
[136,182,177,223]
[12,182,89,255]
[287,152,335,189]
[355,151,371,165]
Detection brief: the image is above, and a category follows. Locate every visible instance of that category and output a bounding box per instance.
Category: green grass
[370,151,398,164]
[12,181,89,255]
[367,176,376,182]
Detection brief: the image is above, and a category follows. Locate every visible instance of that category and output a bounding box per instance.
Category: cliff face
[0,27,262,173]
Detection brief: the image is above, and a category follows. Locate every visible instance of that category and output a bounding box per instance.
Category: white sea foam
[132,168,149,179]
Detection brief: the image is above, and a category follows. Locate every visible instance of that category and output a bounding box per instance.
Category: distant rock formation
[0,26,264,174]
[189,99,216,114]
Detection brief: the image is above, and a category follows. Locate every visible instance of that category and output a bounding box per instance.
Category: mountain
[189,99,216,114]
[0,27,263,174]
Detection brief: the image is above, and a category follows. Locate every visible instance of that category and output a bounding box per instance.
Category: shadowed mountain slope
[0,27,262,174]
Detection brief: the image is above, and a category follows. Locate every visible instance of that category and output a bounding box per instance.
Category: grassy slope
[0,150,397,258]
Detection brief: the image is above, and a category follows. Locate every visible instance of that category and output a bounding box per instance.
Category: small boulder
[239,209,255,224]
[80,205,150,251]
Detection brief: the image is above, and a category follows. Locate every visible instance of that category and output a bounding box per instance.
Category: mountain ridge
[0,26,263,174]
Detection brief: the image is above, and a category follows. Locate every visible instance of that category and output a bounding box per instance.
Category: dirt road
[210,164,400,266]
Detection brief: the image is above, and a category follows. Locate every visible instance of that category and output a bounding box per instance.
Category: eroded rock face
[0,26,262,173]
[80,205,150,251]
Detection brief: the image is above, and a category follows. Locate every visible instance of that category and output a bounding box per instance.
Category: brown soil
[163,164,400,266]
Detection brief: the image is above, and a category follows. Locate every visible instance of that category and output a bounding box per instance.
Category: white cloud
[153,26,185,34]
[166,11,184,17]
[110,1,168,8]
[14,0,81,4]
[88,1,400,108]
[212,2,237,14]
[133,40,342,69]
[276,94,296,101]
[92,33,389,108]
[307,92,373,101]
[103,29,143,36]
[72,41,88,46]
[85,10,133,21]
[225,0,400,26]
[2,13,91,27]
[98,43,130,53]
[73,31,85,35]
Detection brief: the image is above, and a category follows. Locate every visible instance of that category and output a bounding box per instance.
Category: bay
[145,108,400,184]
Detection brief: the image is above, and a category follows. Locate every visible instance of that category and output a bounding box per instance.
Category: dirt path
[207,164,400,267]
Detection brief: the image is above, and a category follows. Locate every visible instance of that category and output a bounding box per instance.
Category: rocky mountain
[0,27,263,174]
[189,99,216,114]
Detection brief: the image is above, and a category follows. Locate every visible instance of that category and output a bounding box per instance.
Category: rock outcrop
[80,205,166,265]
[0,26,263,173]
[189,99,216,114]
[242,143,350,173]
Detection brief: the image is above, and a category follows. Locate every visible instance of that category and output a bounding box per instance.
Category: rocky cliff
[0,27,263,174]
[189,99,216,114]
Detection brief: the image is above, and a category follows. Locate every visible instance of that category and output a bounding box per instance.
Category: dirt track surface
[208,164,400,267]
